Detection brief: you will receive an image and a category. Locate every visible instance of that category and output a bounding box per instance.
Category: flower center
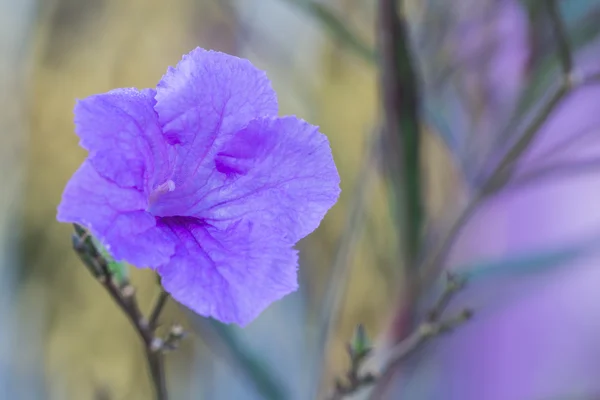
[148,180,175,208]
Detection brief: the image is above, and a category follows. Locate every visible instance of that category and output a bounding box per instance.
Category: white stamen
[148,180,176,208]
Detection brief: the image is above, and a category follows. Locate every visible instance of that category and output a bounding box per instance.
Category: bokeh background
[3,0,600,399]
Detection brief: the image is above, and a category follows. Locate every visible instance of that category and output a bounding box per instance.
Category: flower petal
[74,88,173,193]
[156,216,298,326]
[153,48,278,191]
[57,161,175,267]
[157,117,340,244]
[153,116,340,243]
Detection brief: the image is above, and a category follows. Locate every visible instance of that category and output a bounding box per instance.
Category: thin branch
[477,0,577,194]
[426,272,467,321]
[382,309,472,370]
[476,0,575,193]
[415,198,481,300]
[148,289,170,331]
[525,126,598,166]
[162,325,186,352]
[482,0,575,192]
[327,274,471,400]
[481,82,569,194]
[367,274,471,400]
[329,345,375,400]
[72,225,169,400]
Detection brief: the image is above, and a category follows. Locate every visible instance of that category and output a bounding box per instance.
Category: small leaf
[91,237,129,285]
[350,324,371,357]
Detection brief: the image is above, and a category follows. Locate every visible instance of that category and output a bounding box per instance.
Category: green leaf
[91,237,128,284]
[350,324,371,357]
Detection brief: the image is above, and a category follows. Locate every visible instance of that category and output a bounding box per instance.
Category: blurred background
[3,0,600,399]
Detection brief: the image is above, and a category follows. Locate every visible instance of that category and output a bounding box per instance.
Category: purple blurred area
[380,1,600,399]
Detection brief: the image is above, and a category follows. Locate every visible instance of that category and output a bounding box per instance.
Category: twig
[416,198,481,302]
[162,325,186,352]
[426,272,467,321]
[367,274,471,400]
[71,224,169,400]
[327,274,471,400]
[479,0,576,188]
[382,309,472,370]
[329,339,375,400]
[481,83,568,194]
[148,289,170,331]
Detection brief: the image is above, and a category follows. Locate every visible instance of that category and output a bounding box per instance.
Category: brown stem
[148,289,170,331]
[72,225,169,400]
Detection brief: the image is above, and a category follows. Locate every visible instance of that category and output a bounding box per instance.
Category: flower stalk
[71,224,173,400]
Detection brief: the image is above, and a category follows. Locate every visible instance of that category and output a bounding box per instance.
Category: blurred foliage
[11,0,395,398]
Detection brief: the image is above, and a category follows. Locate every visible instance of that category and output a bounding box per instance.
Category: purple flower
[57,48,340,326]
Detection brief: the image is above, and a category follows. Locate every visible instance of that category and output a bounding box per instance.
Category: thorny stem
[72,224,171,400]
